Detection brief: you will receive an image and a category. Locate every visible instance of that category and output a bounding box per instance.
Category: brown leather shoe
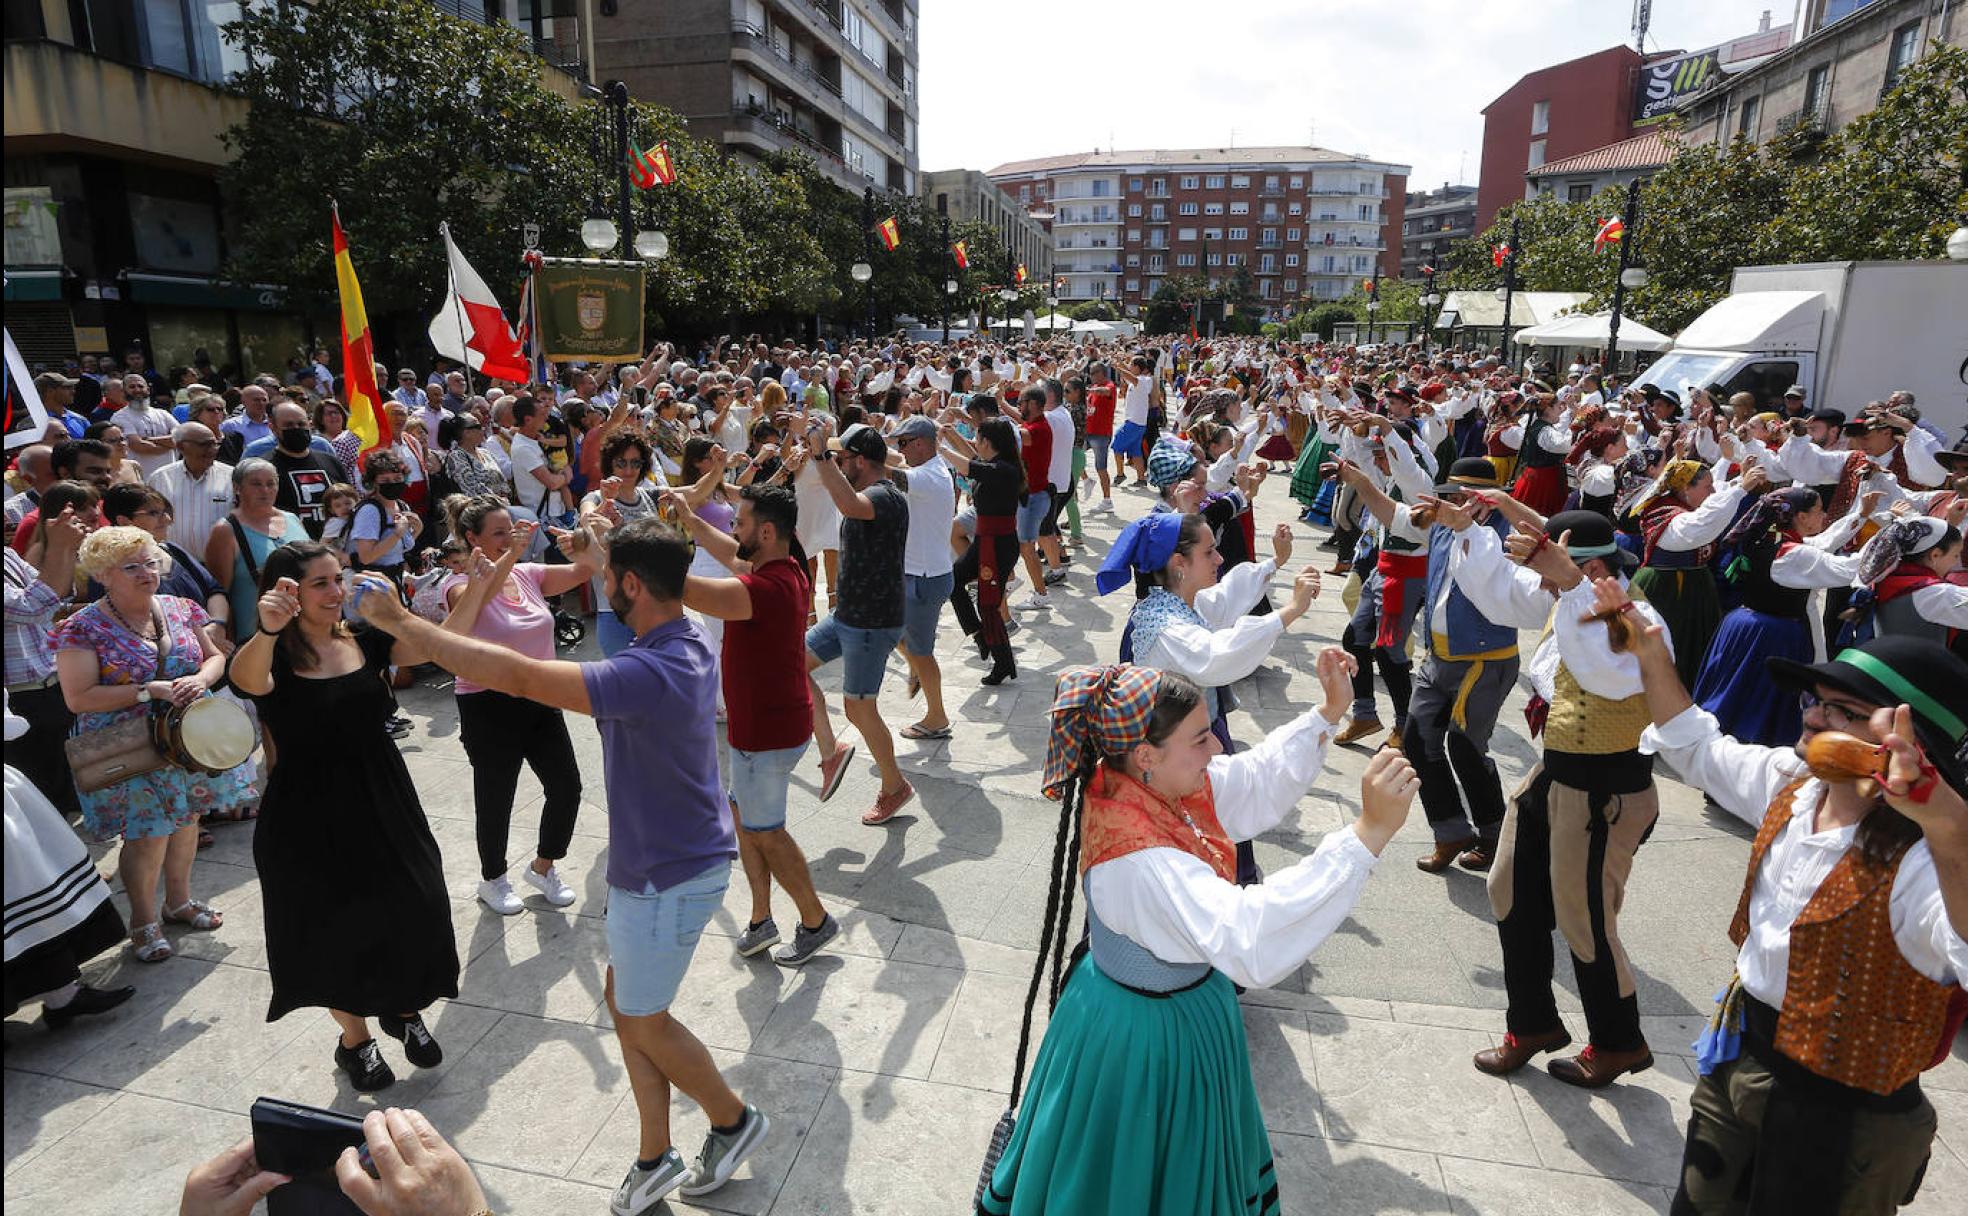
[1416,837,1477,873]
[1328,560,1352,576]
[1379,732,1404,752]
[1473,1028,1572,1076]
[1548,1044,1654,1089]
[1334,718,1385,747]
[1457,842,1496,872]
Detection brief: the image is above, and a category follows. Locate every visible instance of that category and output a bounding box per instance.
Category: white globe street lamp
[1620,266,1650,289]
[1947,221,1968,261]
[850,261,873,284]
[945,279,959,295]
[580,216,618,253]
[634,229,669,261]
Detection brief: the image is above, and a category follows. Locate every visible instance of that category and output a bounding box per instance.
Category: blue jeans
[1015,489,1051,543]
[902,572,954,656]
[606,863,730,1016]
[806,616,905,699]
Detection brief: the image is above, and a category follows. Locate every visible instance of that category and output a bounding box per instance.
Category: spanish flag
[331,203,390,455]
[877,215,901,251]
[1593,216,1624,253]
[1014,263,1028,284]
[1492,243,1510,267]
[631,141,677,188]
[952,239,969,270]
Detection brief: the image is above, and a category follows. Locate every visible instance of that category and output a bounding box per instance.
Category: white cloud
[917,0,1782,188]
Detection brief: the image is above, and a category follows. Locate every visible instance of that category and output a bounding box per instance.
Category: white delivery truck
[1639,260,1968,437]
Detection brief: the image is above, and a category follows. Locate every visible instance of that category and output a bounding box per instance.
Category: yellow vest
[1545,661,1651,755]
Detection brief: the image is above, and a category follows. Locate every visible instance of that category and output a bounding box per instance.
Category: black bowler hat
[1545,509,1639,572]
[1767,637,1968,796]
[1435,456,1501,495]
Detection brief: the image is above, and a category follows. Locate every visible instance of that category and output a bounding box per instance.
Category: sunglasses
[117,557,165,576]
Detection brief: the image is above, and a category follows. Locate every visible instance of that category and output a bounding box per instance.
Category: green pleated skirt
[1290,436,1332,508]
[1633,564,1721,690]
[978,956,1280,1216]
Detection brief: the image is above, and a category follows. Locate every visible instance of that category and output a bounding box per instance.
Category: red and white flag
[428,223,529,383]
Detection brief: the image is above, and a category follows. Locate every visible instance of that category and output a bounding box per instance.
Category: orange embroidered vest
[1728,779,1954,1095]
[1080,764,1235,882]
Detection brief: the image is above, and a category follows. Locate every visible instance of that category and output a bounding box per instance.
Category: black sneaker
[378,1012,443,1068]
[334,1037,396,1091]
[42,983,136,1031]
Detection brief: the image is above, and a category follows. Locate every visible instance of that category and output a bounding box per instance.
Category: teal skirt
[979,955,1279,1216]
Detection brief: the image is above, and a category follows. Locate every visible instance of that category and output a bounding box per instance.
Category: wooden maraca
[1803,730,1889,785]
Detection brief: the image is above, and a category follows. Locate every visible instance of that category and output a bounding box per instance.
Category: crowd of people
[4,330,1966,1216]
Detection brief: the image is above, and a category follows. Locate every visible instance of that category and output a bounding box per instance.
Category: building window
[1208,253,1223,266]
[1230,174,1250,189]
[1287,202,1302,215]
[1531,99,1550,136]
[1150,178,1168,196]
[1177,253,1197,267]
[1804,65,1830,118]
[1129,177,1144,191]
[1285,253,1299,267]
[1126,202,1141,217]
[1149,254,1165,271]
[1125,278,1139,293]
[1091,179,1112,196]
[1284,277,1298,292]
[1177,227,1197,240]
[1228,201,1249,215]
[1205,174,1225,188]
[1019,185,1031,202]
[1286,227,1301,242]
[1203,227,1223,240]
[1150,204,1166,221]
[1127,229,1141,243]
[1884,20,1922,93]
[1178,201,1199,216]
[1357,204,1374,221]
[1147,277,1163,295]
[1125,254,1140,268]
[1258,254,1275,272]
[1567,183,1592,202]
[1179,175,1199,190]
[1288,175,1303,189]
[1736,94,1762,139]
[1527,139,1546,169]
[1203,202,1224,215]
[1228,227,1249,241]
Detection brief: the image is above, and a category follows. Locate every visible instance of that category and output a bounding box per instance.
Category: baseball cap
[832,422,888,462]
[892,416,937,442]
[34,371,77,390]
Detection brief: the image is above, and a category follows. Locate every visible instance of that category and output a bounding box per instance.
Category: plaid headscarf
[1146,437,1199,489]
[1634,458,1707,516]
[1042,665,1164,801]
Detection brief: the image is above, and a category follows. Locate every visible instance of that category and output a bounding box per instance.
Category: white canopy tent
[1070,318,1124,337]
[1513,311,1673,352]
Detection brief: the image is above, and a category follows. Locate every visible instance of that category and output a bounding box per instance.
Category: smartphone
[251,1097,367,1216]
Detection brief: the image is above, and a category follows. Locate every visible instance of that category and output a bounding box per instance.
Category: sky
[917,0,1793,188]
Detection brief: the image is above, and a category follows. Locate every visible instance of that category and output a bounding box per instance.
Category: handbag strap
[228,515,263,588]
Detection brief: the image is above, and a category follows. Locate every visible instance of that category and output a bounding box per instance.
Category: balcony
[1053,212,1120,227]
[1258,185,1285,197]
[730,23,843,106]
[727,103,848,175]
[1776,98,1829,138]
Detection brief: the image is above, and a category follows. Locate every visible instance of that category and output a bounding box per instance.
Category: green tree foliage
[1449,43,1968,334]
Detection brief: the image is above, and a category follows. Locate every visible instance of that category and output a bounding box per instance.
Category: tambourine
[157,696,256,776]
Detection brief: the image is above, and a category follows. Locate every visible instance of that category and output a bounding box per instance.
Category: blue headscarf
[1096,512,1183,595]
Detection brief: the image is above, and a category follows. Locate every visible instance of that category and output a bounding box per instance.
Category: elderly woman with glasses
[52,526,257,963]
[206,458,308,643]
[578,430,663,656]
[440,413,510,501]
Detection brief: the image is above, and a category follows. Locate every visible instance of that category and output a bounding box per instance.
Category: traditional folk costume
[1505,404,1573,518]
[977,666,1375,1216]
[1335,424,1435,742]
[3,696,125,1018]
[1839,517,1968,652]
[1645,639,1968,1215]
[1400,458,1520,868]
[1630,459,1748,690]
[1694,490,1868,746]
[1455,513,1671,1083]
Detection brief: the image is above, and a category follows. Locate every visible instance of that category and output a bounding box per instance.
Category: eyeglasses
[181,439,220,449]
[611,458,647,471]
[116,557,165,576]
[1799,691,1872,733]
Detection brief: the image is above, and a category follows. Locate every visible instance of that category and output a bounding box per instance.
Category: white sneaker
[1016,594,1052,612]
[476,876,523,916]
[1096,498,1115,514]
[521,865,577,908]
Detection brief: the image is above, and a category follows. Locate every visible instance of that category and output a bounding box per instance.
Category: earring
[1141,767,1153,787]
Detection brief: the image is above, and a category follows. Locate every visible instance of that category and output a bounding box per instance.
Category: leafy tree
[1068,300,1119,322]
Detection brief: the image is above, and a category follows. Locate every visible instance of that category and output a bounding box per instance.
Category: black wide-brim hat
[1766,636,1968,795]
[1545,508,1639,572]
[1435,456,1502,496]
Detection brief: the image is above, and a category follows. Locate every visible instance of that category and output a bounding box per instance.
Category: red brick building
[1476,45,1647,232]
[987,147,1409,322]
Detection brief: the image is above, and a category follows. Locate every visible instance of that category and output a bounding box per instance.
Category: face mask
[377,480,408,500]
[279,427,312,452]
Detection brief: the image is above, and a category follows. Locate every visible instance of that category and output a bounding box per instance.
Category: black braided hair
[1005,749,1094,1108]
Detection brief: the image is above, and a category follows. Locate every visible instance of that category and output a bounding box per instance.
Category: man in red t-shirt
[1004,385,1057,611]
[669,483,838,967]
[1084,362,1118,512]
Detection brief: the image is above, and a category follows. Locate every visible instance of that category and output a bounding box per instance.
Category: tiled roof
[1526,131,1672,179]
[985,145,1401,177]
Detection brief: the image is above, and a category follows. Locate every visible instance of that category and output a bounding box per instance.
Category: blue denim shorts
[1111,420,1146,458]
[806,616,904,699]
[1089,434,1112,465]
[728,741,809,832]
[902,571,954,656]
[606,863,729,1016]
[1015,489,1051,543]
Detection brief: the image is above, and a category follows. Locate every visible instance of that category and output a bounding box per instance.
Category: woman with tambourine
[53,526,258,964]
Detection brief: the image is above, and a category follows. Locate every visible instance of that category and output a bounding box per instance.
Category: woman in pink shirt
[440,494,602,916]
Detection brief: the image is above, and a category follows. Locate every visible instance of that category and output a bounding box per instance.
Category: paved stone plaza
[6,475,1965,1214]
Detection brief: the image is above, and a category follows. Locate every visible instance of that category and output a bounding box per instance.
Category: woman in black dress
[227,540,459,1092]
[938,416,1025,686]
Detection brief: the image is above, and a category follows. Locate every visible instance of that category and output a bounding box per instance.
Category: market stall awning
[1514,311,1673,351]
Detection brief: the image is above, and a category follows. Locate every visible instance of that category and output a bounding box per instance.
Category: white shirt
[1086,706,1380,989]
[900,457,955,578]
[147,460,234,554]
[1654,483,1747,552]
[1121,376,1152,427]
[1641,705,1968,1006]
[508,433,551,512]
[1134,559,1283,689]
[1044,405,1074,491]
[111,403,177,478]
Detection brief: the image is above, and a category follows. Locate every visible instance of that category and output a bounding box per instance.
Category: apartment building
[4,0,589,370]
[987,147,1409,320]
[591,0,920,195]
[917,169,1051,285]
[1400,184,1477,279]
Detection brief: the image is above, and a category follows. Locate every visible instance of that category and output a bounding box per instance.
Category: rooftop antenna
[1457,150,1467,182]
[1631,0,1651,53]
[1229,127,1236,148]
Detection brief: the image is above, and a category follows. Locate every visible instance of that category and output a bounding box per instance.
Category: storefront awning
[124,272,289,311]
[3,269,64,302]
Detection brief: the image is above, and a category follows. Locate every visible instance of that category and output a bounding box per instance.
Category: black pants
[950,530,1020,647]
[456,690,582,881]
[1493,761,1656,1052]
[9,682,79,821]
[1340,618,1412,727]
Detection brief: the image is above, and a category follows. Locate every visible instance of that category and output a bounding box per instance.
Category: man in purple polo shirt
[353,516,767,1214]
